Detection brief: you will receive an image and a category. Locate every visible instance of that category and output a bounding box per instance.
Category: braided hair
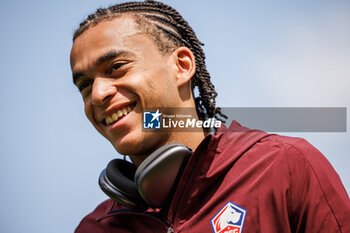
[73,0,227,122]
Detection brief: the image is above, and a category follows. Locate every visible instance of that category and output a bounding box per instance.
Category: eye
[77,79,94,92]
[109,63,125,74]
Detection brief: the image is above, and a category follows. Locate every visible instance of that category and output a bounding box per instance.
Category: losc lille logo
[211,201,247,233]
[143,110,161,129]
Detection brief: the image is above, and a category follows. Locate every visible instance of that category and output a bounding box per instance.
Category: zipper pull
[167,226,174,233]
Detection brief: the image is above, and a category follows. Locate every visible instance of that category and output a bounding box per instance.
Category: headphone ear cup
[99,144,192,209]
[135,143,192,207]
[106,159,140,200]
[100,159,146,208]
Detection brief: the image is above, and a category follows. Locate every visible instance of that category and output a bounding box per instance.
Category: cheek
[84,101,106,137]
[84,101,94,124]
[143,74,176,97]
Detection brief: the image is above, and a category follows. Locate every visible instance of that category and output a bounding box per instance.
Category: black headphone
[98,143,192,209]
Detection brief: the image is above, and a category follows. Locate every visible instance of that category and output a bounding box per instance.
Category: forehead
[70,16,144,68]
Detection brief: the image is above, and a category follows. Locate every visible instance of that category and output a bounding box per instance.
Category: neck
[130,95,206,167]
[130,128,207,167]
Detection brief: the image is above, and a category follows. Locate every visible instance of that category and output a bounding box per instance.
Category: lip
[100,102,137,127]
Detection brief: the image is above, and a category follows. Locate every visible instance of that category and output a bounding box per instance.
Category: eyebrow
[72,49,133,84]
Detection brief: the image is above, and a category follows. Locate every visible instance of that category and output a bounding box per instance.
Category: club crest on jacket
[211,201,247,233]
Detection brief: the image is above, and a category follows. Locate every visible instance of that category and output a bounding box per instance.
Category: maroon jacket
[75,121,350,233]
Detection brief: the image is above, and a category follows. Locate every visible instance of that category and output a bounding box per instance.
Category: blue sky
[0,0,349,232]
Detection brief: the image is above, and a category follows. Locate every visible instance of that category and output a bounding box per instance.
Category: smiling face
[70,15,196,156]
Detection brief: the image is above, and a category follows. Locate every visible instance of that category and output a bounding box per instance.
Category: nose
[91,77,117,105]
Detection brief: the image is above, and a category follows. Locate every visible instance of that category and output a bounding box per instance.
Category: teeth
[105,105,133,125]
[122,108,128,116]
[117,110,123,117]
[112,113,118,121]
[106,116,113,125]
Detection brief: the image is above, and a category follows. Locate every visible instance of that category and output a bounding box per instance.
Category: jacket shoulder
[258,134,350,232]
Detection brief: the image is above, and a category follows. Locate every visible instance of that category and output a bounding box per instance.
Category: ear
[173,47,196,88]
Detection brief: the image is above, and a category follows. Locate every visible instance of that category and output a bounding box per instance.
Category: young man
[70,1,350,232]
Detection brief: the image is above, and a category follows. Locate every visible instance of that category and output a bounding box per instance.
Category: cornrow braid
[73,0,227,122]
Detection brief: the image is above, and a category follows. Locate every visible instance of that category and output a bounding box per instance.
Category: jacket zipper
[172,146,205,223]
[167,226,174,233]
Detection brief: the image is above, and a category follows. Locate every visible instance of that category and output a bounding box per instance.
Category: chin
[111,133,163,156]
[111,137,146,156]
[113,144,138,155]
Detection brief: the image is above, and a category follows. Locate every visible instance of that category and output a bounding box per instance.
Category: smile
[104,105,133,125]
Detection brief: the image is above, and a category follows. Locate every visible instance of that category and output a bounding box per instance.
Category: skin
[70,15,206,167]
